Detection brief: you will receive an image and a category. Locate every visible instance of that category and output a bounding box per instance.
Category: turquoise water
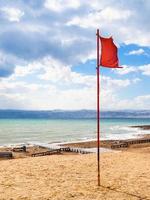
[0,118,150,146]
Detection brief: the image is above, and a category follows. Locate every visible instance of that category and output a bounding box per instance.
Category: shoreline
[0,126,150,199]
[0,124,149,146]
[0,125,150,160]
[0,133,150,160]
[0,124,150,149]
[62,133,150,149]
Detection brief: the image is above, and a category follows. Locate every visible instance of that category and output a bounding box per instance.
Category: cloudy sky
[0,0,150,110]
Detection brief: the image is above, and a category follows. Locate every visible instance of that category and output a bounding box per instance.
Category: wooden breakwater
[31,149,61,157]
[0,152,13,159]
[31,143,94,157]
[111,138,150,149]
[60,147,92,154]
[31,147,92,157]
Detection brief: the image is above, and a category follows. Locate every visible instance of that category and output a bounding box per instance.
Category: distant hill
[0,110,150,119]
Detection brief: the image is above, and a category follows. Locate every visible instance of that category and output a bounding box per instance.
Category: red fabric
[100,36,121,68]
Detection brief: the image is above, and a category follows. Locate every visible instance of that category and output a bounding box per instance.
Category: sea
[0,118,150,147]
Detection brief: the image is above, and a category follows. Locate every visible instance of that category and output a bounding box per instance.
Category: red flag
[96,29,122,187]
[100,36,122,68]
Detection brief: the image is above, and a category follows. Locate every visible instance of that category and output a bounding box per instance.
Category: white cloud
[0,79,41,93]
[1,7,24,22]
[99,76,140,110]
[0,0,150,110]
[12,56,96,88]
[114,95,150,110]
[134,95,150,109]
[0,74,144,110]
[13,62,42,77]
[0,54,139,110]
[115,65,137,75]
[139,64,150,76]
[127,48,145,55]
[100,7,131,21]
[101,76,131,89]
[66,1,150,46]
[38,58,96,87]
[38,57,72,82]
[67,7,132,27]
[116,64,150,76]
[44,0,80,12]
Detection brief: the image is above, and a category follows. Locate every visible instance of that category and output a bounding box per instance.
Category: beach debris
[0,152,13,159]
[12,146,26,152]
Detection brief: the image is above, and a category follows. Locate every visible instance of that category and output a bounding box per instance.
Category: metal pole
[96,29,100,186]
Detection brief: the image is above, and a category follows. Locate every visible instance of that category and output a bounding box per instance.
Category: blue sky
[0,0,150,110]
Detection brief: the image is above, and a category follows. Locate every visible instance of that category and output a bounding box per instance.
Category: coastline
[0,125,150,163]
[0,124,150,148]
[1,119,150,147]
[0,133,150,160]
[0,126,150,199]
[62,134,150,149]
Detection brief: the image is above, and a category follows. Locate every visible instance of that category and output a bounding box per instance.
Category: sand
[0,149,150,200]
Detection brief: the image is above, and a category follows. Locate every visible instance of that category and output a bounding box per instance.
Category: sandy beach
[0,0,149,198]
[0,147,150,200]
[0,127,150,200]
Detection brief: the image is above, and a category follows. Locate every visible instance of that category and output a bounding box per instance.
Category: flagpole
[96,29,100,186]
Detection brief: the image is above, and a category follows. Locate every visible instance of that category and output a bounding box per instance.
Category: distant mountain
[0,110,150,119]
[0,110,96,119]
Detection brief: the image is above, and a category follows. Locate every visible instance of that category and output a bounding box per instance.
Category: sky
[0,0,150,110]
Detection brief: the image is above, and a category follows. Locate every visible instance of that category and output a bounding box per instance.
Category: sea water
[0,118,150,146]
